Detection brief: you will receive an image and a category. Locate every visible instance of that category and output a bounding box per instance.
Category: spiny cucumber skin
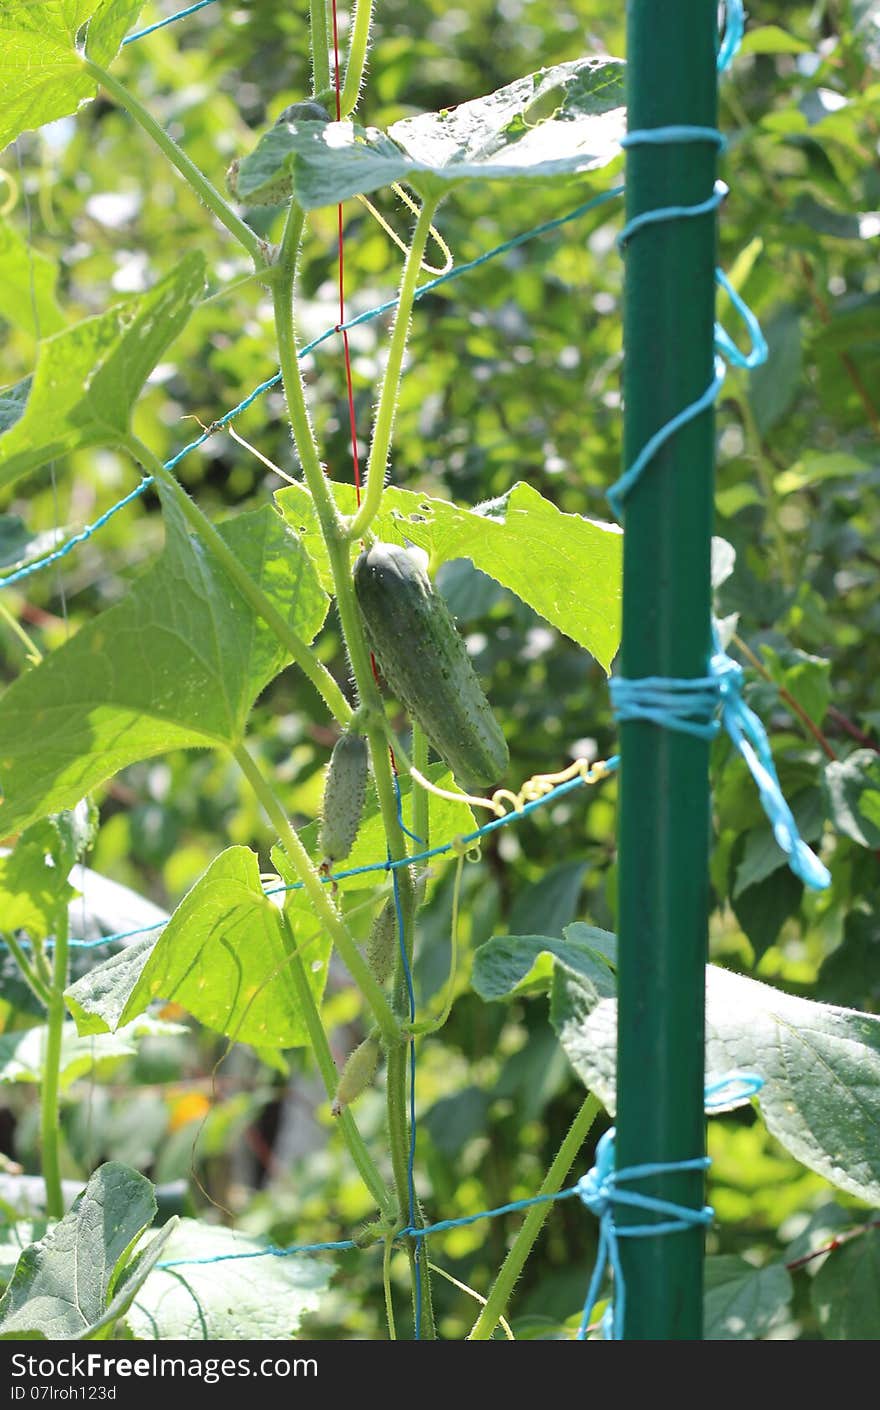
[364,869,428,986]
[320,732,368,863]
[332,1035,381,1115]
[353,543,509,792]
[366,899,397,986]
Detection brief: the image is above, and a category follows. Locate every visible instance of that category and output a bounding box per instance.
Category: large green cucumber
[353,543,508,791]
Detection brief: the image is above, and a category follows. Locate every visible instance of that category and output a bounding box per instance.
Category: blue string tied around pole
[577,1071,764,1340]
[610,635,831,891]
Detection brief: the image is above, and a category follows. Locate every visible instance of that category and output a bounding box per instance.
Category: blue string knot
[610,638,831,891]
[576,1128,713,1340]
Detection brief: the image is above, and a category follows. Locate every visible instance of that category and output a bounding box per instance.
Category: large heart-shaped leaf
[704,1256,794,1340]
[66,847,331,1048]
[0,1163,173,1339]
[232,59,625,208]
[0,493,327,836]
[0,1,145,153]
[277,479,622,672]
[127,1218,331,1340]
[547,959,880,1206]
[0,253,205,494]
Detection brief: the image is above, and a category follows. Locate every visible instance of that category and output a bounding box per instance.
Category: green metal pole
[616,1,718,1339]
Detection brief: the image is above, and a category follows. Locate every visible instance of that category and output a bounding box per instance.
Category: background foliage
[0,0,878,1339]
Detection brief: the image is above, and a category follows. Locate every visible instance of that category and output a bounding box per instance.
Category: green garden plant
[0,0,878,1342]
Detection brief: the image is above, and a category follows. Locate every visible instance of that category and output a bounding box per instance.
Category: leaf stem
[310,0,332,97]
[232,740,399,1046]
[340,0,374,118]
[278,910,392,1216]
[39,911,70,1220]
[125,438,352,728]
[468,1093,601,1340]
[346,197,440,541]
[274,202,435,1337]
[83,59,265,265]
[2,933,51,1007]
[731,632,837,761]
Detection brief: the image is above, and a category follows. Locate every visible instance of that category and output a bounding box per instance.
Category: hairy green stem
[340,0,374,117]
[469,1094,601,1340]
[274,203,435,1337]
[3,934,51,1007]
[346,197,440,541]
[40,913,71,1220]
[233,742,398,1046]
[310,0,332,97]
[278,911,392,1215]
[83,59,265,265]
[126,439,352,728]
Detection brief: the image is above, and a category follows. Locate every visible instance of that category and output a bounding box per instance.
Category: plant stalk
[278,911,392,1215]
[340,0,374,117]
[469,1093,601,1339]
[125,439,352,728]
[39,913,71,1220]
[346,197,440,541]
[233,741,399,1046]
[309,0,332,97]
[83,59,265,265]
[274,201,435,1337]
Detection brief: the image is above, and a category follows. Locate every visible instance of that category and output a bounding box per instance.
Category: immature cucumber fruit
[332,1035,381,1116]
[320,731,368,864]
[353,543,509,792]
[365,869,429,985]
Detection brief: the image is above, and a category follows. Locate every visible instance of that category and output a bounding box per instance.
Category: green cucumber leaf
[277,479,622,672]
[67,847,332,1049]
[232,59,625,207]
[127,1218,330,1340]
[0,254,205,494]
[0,1163,171,1340]
[0,2,146,152]
[0,494,327,836]
[547,959,880,1206]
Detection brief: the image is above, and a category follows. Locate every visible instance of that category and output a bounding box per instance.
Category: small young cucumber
[332,1035,381,1116]
[353,543,509,792]
[365,869,429,985]
[320,731,368,864]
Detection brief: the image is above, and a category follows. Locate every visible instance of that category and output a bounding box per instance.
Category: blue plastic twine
[610,638,831,890]
[577,1070,763,1340]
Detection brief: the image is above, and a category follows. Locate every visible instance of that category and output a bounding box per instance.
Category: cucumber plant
[0,0,878,1345]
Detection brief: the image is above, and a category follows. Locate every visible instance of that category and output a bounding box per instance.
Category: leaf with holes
[277,479,622,672]
[0,1,146,152]
[0,254,205,494]
[66,848,331,1049]
[0,493,327,836]
[0,1163,172,1339]
[232,59,625,207]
